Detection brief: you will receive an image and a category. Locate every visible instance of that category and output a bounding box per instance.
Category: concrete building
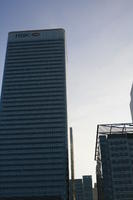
[95,123,133,200]
[0,29,68,200]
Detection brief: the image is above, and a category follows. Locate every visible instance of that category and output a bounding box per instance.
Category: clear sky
[0,0,133,184]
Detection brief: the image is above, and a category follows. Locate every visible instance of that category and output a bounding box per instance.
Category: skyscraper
[0,29,68,200]
[95,123,133,200]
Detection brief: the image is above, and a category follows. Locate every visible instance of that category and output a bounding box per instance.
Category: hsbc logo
[15,32,40,38]
[32,32,40,37]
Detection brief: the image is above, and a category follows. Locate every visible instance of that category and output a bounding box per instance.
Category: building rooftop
[95,123,133,160]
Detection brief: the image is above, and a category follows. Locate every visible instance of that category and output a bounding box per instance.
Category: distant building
[70,176,93,200]
[83,176,93,200]
[130,84,133,121]
[75,179,84,200]
[0,29,68,200]
[95,123,133,200]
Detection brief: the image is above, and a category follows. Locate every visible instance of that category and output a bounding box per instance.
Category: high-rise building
[0,29,68,200]
[95,123,133,200]
[130,84,133,121]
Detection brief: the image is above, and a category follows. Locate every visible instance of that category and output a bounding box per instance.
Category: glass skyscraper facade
[0,29,68,200]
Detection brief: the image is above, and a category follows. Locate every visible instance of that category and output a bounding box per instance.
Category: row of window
[7,44,64,51]
[0,148,66,155]
[7,50,64,57]
[7,53,64,61]
[0,124,66,130]
[7,50,64,58]
[109,140,127,145]
[7,56,64,64]
[0,138,65,145]
[0,144,65,150]
[5,61,64,68]
[4,85,64,92]
[0,118,65,125]
[0,182,64,189]
[111,153,128,157]
[2,107,65,112]
[2,101,65,108]
[5,69,64,76]
[0,159,65,166]
[113,173,131,178]
[5,71,65,77]
[0,131,66,137]
[115,193,133,199]
[110,146,127,151]
[1,113,65,119]
[4,77,65,84]
[8,39,64,45]
[3,98,64,104]
[0,168,65,176]
[112,166,130,172]
[8,40,64,47]
[111,159,129,164]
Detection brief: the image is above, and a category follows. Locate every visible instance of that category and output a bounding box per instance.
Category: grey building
[95,123,133,200]
[0,29,68,200]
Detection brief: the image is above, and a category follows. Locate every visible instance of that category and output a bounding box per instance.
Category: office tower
[0,29,68,200]
[130,84,133,121]
[83,176,93,200]
[95,123,133,200]
[70,127,75,200]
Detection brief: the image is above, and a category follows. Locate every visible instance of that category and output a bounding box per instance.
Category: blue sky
[1,0,133,183]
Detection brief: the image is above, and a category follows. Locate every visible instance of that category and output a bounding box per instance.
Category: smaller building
[69,176,93,200]
[83,176,93,200]
[75,179,84,200]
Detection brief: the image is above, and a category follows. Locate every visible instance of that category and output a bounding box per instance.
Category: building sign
[15,32,40,39]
